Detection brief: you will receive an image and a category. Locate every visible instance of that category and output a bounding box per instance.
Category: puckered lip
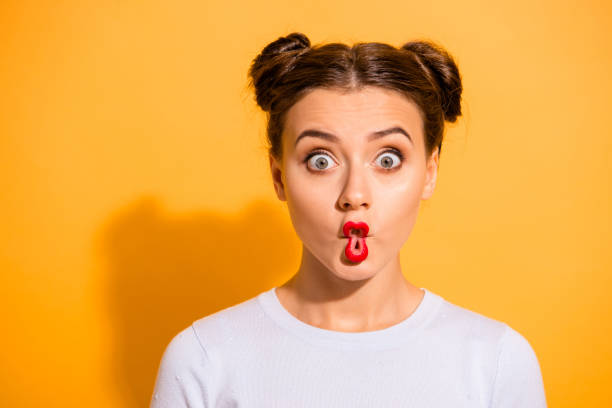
[341,220,370,238]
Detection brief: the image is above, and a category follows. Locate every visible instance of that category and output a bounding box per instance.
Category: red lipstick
[342,221,369,263]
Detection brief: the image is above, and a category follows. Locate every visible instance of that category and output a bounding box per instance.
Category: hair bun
[401,41,462,123]
[248,33,311,111]
[261,32,310,56]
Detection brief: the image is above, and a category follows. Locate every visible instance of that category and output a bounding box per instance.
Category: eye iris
[381,155,394,168]
[315,156,328,169]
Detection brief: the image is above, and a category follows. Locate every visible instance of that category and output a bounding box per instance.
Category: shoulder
[151,293,265,407]
[190,293,266,353]
[186,291,275,370]
[159,323,209,364]
[434,293,542,366]
[490,324,547,407]
[431,293,547,406]
[151,324,213,407]
[436,295,542,367]
[432,293,508,343]
[496,324,541,366]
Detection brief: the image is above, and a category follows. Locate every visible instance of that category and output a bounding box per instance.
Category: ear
[269,153,287,201]
[421,147,439,200]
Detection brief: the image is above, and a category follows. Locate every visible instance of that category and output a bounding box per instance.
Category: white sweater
[150,287,547,407]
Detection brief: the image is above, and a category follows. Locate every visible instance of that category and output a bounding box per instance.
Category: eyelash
[303,148,405,172]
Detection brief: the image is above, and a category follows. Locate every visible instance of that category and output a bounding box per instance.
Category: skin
[269,85,439,332]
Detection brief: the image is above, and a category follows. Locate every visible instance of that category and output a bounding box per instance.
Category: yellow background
[1,0,610,406]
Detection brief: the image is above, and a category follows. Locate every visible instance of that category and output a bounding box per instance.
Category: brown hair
[247,32,462,161]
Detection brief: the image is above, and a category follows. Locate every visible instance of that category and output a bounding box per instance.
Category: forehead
[283,86,424,142]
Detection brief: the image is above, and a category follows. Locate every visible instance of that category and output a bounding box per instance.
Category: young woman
[151,33,547,407]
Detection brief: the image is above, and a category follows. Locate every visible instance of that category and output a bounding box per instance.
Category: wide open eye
[307,152,336,171]
[375,150,403,170]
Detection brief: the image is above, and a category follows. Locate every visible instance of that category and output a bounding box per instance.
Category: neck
[276,245,424,332]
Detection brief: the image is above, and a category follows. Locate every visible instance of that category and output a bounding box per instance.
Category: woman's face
[269,86,439,281]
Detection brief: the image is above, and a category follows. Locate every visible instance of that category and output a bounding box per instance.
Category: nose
[337,163,371,211]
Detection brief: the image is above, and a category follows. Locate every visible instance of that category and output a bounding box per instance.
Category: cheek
[284,169,337,240]
[286,169,327,209]
[383,179,423,209]
[376,175,424,238]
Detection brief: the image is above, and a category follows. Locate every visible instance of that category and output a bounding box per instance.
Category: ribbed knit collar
[257,286,443,351]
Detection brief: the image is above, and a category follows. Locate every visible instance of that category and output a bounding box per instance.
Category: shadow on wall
[95,196,299,407]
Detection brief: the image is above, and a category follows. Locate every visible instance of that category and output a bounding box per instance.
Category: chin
[330,256,378,281]
[332,268,376,282]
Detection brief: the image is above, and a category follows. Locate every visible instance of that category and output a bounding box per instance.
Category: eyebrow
[294,126,413,147]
